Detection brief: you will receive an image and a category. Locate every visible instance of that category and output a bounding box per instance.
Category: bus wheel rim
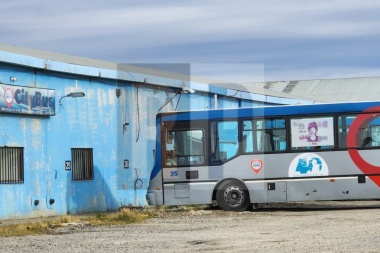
[224,186,244,207]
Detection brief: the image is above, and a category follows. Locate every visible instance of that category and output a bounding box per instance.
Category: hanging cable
[134,168,143,190]
[0,117,21,140]
[157,91,182,113]
[174,93,182,111]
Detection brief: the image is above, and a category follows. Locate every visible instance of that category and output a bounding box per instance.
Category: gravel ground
[1,201,380,253]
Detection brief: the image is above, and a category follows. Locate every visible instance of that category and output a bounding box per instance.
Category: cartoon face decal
[289,153,329,177]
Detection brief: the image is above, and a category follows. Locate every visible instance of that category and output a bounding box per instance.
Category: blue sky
[1,0,380,82]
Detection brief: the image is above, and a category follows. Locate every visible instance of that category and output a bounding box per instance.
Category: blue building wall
[0,49,307,220]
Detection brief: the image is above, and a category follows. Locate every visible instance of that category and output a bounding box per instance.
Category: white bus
[146,101,380,211]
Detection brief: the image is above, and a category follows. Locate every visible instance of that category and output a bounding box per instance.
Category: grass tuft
[86,208,153,226]
[0,222,51,237]
[0,206,211,237]
[0,208,156,237]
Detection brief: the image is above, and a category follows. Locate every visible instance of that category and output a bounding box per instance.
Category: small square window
[0,147,24,184]
[72,148,93,181]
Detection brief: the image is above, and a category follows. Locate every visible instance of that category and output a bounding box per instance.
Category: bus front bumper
[146,192,157,206]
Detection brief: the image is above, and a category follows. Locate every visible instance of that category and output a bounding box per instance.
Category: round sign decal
[250,159,263,174]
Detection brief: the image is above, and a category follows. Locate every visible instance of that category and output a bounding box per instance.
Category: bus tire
[216,180,250,212]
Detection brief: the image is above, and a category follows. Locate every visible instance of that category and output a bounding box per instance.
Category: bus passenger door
[267,182,287,202]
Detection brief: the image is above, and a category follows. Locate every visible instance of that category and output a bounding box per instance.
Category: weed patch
[0,208,156,237]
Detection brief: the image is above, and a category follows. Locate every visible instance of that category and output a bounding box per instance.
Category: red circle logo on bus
[250,159,263,174]
[347,106,380,187]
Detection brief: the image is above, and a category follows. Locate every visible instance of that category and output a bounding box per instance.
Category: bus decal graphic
[289,153,329,177]
[347,106,380,187]
[250,159,263,174]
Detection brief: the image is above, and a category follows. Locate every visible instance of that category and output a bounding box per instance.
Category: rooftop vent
[263,82,274,89]
[283,81,298,93]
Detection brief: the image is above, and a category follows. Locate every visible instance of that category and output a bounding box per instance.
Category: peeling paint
[0,117,22,140]
[31,138,44,149]
[97,89,107,107]
[111,149,116,161]
[33,161,46,170]
[31,119,42,135]
[108,89,116,105]
[92,196,97,206]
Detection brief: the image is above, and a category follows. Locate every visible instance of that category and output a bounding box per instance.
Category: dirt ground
[1,201,380,252]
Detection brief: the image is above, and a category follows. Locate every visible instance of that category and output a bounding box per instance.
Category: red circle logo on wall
[4,87,14,108]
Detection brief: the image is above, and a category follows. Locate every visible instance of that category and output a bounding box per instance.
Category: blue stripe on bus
[157,101,380,122]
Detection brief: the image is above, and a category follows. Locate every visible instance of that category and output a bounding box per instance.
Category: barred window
[72,148,93,181]
[0,147,24,184]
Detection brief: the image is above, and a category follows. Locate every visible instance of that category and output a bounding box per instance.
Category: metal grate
[72,148,94,181]
[0,147,24,184]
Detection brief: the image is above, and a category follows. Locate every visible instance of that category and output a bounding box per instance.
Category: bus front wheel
[216,180,250,212]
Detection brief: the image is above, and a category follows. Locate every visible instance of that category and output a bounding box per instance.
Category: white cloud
[190,63,265,83]
[0,0,380,80]
[3,1,380,47]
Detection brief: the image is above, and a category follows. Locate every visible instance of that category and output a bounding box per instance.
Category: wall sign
[65,161,71,170]
[0,84,55,116]
[124,159,129,169]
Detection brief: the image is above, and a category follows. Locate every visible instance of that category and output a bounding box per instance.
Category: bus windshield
[164,129,204,166]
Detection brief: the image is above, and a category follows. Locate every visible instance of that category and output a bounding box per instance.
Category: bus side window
[243,120,254,153]
[339,114,380,148]
[264,132,274,152]
[211,121,238,163]
[362,137,373,147]
[252,118,286,152]
[339,132,347,148]
[338,115,351,148]
[242,135,247,152]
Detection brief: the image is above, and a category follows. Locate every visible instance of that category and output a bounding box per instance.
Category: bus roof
[157,101,380,122]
